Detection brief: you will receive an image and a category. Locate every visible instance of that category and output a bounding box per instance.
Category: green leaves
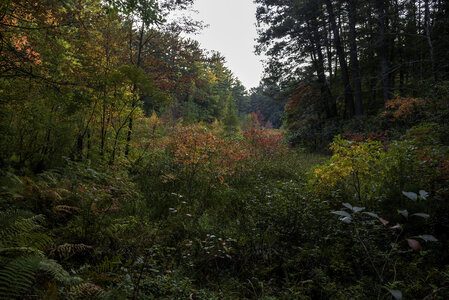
[334,200,439,255]
[363,212,380,219]
[398,209,408,218]
[402,191,418,201]
[419,190,429,200]
[412,213,430,218]
[398,210,429,219]
[332,203,368,224]
[331,210,352,223]
[402,190,429,201]
[419,235,438,242]
[114,65,159,96]
[352,206,365,212]
[388,289,403,300]
[331,211,351,218]
[343,202,364,212]
[405,235,438,251]
[106,0,163,26]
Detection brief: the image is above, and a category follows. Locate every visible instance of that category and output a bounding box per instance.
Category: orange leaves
[382,96,427,122]
[171,126,218,167]
[12,34,42,65]
[161,173,177,183]
[13,35,29,51]
[243,126,287,157]
[165,125,251,185]
[3,0,66,69]
[155,124,286,186]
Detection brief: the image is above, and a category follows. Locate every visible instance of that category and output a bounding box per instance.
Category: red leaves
[165,125,252,185]
[379,218,389,226]
[440,159,449,179]
[160,124,286,185]
[243,127,286,157]
[407,239,422,251]
[285,84,318,112]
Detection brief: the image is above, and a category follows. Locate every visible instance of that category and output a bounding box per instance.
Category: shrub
[312,135,384,207]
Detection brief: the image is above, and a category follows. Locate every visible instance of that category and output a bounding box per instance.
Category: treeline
[237,86,285,129]
[0,0,253,171]
[255,0,449,148]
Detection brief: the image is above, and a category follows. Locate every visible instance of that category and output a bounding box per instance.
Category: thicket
[2,115,449,299]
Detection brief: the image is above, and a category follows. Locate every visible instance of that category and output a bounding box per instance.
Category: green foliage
[0,210,79,299]
[223,94,240,133]
[1,0,449,298]
[1,124,449,298]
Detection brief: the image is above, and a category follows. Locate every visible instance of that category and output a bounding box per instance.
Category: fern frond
[38,257,81,285]
[0,247,44,257]
[49,243,92,260]
[0,212,46,247]
[0,171,23,199]
[53,188,71,199]
[28,232,53,251]
[43,189,63,201]
[68,282,105,299]
[22,177,40,194]
[0,255,41,298]
[90,256,121,275]
[0,210,34,230]
[104,216,141,237]
[37,171,61,187]
[0,255,79,299]
[53,205,80,215]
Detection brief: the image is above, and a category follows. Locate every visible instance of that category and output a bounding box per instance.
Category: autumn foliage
[382,96,428,123]
[167,125,251,184]
[142,122,286,186]
[243,126,287,157]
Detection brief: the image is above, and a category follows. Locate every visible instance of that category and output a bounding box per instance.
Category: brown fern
[49,243,93,261]
[53,205,80,215]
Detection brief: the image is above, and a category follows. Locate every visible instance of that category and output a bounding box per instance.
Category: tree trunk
[125,23,145,158]
[376,0,391,103]
[309,18,337,118]
[347,0,363,115]
[424,0,437,82]
[324,0,355,118]
[100,97,107,157]
[323,17,334,88]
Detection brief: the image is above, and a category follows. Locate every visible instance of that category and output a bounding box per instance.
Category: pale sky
[185,0,264,89]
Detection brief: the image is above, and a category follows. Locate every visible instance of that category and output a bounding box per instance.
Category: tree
[347,0,363,115]
[222,94,239,133]
[324,0,355,117]
[376,0,390,103]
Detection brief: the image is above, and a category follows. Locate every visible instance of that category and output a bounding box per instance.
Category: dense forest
[0,0,448,299]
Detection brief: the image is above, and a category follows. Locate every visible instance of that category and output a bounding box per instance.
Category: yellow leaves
[149,110,161,127]
[313,136,384,188]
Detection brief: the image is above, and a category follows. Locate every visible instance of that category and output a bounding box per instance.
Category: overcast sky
[185,0,264,89]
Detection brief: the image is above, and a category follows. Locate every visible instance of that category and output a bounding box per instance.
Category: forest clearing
[1,0,449,299]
